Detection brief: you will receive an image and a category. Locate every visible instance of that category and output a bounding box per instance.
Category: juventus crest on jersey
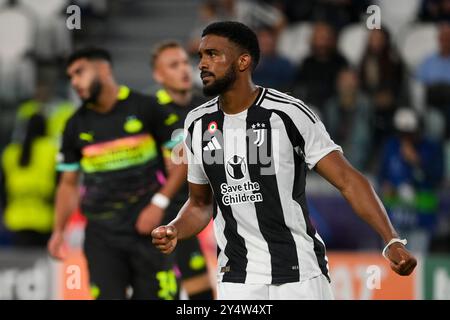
[183,87,342,285]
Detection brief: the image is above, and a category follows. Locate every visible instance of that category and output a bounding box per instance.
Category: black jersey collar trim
[254,86,267,106]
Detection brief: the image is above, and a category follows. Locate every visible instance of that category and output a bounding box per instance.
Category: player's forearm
[169,199,212,240]
[53,182,79,233]
[158,162,187,200]
[340,171,398,244]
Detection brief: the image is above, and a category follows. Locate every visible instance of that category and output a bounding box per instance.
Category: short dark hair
[66,47,112,68]
[202,21,260,70]
[150,41,183,68]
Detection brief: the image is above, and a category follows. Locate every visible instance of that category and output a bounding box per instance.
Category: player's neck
[219,80,259,115]
[166,88,192,107]
[93,82,119,113]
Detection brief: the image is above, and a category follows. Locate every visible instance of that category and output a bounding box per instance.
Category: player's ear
[153,69,163,84]
[96,60,111,77]
[238,53,252,72]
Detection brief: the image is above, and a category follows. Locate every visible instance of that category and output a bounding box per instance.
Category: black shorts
[83,222,180,300]
[174,236,209,280]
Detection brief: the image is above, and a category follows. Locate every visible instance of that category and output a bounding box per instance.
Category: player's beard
[83,78,102,104]
[202,64,237,97]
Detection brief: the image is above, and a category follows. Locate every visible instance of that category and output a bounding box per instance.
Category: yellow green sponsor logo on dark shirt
[80,134,157,173]
[124,116,143,134]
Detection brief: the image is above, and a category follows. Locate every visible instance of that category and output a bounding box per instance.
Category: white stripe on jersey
[222,111,271,283]
[215,205,229,282]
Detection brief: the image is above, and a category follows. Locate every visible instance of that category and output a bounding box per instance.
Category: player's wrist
[52,226,65,235]
[167,223,180,238]
[382,238,408,260]
[151,192,171,210]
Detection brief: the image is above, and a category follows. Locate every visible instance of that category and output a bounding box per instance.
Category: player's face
[311,24,335,57]
[198,34,238,96]
[368,29,387,54]
[67,58,102,103]
[153,47,193,92]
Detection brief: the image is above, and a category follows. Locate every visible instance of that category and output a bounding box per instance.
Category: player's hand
[47,231,67,260]
[151,225,178,255]
[135,203,165,235]
[386,242,417,276]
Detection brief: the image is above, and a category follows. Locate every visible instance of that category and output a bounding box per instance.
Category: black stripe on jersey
[292,148,330,281]
[270,109,306,157]
[212,198,218,220]
[186,120,196,154]
[266,89,318,122]
[246,106,300,284]
[201,110,248,283]
[255,87,267,106]
[265,92,317,124]
[213,202,223,260]
[212,200,223,260]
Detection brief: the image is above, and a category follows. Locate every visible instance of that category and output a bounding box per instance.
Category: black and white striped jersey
[183,87,342,284]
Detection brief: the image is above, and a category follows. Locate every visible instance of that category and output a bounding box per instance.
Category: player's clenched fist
[151,225,178,254]
[386,242,417,276]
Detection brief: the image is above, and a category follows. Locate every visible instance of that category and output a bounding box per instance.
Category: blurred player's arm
[315,150,417,276]
[159,147,188,200]
[135,156,187,235]
[136,99,187,234]
[48,171,80,259]
[48,116,81,259]
[152,182,213,255]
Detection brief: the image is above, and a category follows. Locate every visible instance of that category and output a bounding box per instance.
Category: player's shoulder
[63,105,85,129]
[60,106,86,137]
[263,87,306,106]
[126,89,157,105]
[261,87,319,124]
[184,96,219,128]
[189,96,219,114]
[128,90,170,116]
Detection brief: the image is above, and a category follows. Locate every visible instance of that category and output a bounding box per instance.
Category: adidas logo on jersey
[203,136,222,151]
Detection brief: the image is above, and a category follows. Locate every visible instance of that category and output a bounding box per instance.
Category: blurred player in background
[48,47,186,300]
[150,41,214,299]
[2,113,56,247]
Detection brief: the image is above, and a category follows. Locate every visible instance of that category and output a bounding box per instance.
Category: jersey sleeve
[286,104,342,170]
[184,117,209,185]
[56,117,81,172]
[302,120,342,169]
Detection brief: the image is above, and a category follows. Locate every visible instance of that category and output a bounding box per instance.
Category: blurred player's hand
[151,225,178,255]
[135,204,165,235]
[47,231,67,260]
[386,242,417,276]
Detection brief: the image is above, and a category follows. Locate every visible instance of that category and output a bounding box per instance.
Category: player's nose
[198,58,209,71]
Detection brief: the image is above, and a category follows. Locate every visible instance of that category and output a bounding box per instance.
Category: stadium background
[0,0,449,299]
